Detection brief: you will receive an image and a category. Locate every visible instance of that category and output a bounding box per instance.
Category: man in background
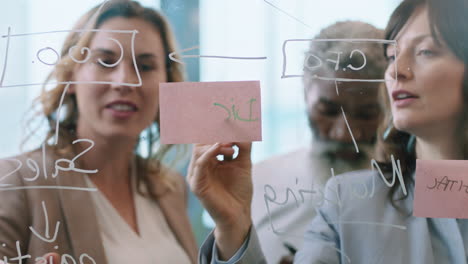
[251,21,387,264]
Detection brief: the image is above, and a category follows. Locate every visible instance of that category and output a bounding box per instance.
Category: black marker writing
[427,175,468,193]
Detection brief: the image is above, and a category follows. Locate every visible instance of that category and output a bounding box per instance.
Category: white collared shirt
[85,176,191,264]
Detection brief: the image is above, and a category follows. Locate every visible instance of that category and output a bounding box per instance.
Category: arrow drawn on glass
[168,46,267,64]
[29,201,61,243]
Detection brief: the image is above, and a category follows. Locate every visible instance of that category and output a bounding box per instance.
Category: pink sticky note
[159,81,262,144]
[414,159,468,218]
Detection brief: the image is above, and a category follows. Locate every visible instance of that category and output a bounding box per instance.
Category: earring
[406,135,416,153]
[382,117,393,141]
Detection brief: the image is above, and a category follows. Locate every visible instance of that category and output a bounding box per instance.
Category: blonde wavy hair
[26,0,186,199]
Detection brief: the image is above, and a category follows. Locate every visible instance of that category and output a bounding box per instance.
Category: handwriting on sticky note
[159,81,262,144]
[213,98,259,122]
[414,159,468,219]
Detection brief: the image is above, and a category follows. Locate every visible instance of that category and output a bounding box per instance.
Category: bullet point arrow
[29,201,60,243]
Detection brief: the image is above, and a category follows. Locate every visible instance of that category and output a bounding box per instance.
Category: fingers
[187,142,251,184]
[190,143,235,164]
[231,142,252,162]
[191,142,251,163]
[195,143,225,169]
[45,253,60,263]
[35,252,60,264]
[219,144,236,161]
[210,142,251,161]
[187,143,224,190]
[218,146,236,157]
[188,144,214,181]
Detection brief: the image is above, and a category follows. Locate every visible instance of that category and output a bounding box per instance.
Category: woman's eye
[417,49,435,57]
[98,61,112,67]
[385,49,396,62]
[94,58,117,68]
[138,64,155,72]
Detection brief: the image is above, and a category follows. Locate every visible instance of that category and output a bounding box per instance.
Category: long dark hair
[377,0,468,212]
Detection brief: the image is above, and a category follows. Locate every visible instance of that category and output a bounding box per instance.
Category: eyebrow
[93,48,116,56]
[386,34,435,55]
[394,34,434,46]
[410,34,434,44]
[137,53,157,60]
[92,49,159,60]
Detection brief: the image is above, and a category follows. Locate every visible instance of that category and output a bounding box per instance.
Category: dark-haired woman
[189,0,468,263]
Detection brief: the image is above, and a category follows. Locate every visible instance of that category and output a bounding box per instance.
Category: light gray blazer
[0,148,198,263]
[251,148,331,264]
[200,169,468,263]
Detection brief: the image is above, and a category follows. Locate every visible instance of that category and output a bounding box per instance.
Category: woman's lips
[105,101,138,119]
[392,90,419,107]
[106,108,136,118]
[393,97,417,107]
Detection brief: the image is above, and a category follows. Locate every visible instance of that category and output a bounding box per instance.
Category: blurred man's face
[305,73,381,171]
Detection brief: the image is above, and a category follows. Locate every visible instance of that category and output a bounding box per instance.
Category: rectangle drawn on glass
[0,29,141,88]
[281,38,397,82]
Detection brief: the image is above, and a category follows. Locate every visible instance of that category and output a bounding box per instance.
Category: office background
[0,0,400,244]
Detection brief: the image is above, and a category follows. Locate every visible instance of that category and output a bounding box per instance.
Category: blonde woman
[0,1,197,263]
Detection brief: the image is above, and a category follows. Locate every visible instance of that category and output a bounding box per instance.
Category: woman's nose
[386,50,414,81]
[111,62,140,86]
